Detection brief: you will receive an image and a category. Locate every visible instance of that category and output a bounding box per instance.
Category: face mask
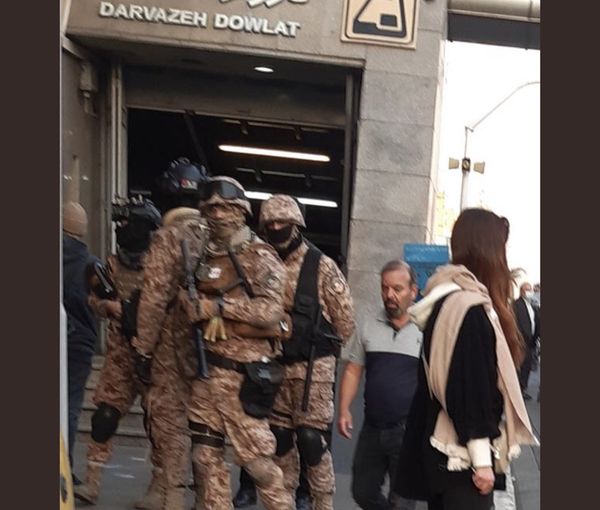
[206,204,245,240]
[524,291,534,301]
[265,225,294,246]
[116,222,152,253]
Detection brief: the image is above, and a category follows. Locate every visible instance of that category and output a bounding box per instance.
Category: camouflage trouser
[86,435,160,470]
[270,377,335,510]
[145,355,193,495]
[93,334,145,415]
[90,338,161,470]
[188,367,294,510]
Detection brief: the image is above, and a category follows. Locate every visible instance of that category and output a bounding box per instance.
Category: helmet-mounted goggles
[199,179,246,202]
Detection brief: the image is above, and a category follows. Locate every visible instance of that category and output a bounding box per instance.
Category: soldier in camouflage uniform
[74,198,162,508]
[131,158,210,510]
[259,194,356,510]
[178,176,294,510]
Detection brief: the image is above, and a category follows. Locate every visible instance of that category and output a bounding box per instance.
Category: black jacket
[513,297,540,349]
[394,296,505,500]
[63,234,99,356]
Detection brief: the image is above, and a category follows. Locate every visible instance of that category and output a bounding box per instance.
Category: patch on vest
[331,278,346,294]
[208,266,222,279]
[195,262,210,281]
[264,272,282,291]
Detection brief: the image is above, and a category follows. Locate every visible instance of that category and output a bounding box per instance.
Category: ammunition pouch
[121,288,141,341]
[282,308,340,364]
[239,360,285,419]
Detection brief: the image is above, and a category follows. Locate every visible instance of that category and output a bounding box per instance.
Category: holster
[239,360,285,419]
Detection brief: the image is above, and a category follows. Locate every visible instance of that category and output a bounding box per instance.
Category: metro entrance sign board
[342,0,419,48]
[403,243,450,299]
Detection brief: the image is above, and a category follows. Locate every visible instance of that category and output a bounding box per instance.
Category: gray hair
[380,260,417,286]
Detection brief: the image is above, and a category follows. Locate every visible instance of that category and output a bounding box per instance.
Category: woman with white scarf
[393,208,538,510]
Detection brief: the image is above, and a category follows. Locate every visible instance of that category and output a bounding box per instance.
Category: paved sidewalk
[73,369,540,510]
[511,368,541,510]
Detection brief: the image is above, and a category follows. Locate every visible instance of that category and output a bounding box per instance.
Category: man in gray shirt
[338,260,421,510]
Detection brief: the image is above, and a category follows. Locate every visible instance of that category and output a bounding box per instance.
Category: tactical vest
[195,250,246,303]
[194,241,282,342]
[282,244,340,363]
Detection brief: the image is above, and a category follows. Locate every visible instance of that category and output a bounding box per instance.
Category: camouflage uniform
[271,242,355,510]
[132,207,209,509]
[184,225,294,510]
[260,195,356,510]
[78,254,159,504]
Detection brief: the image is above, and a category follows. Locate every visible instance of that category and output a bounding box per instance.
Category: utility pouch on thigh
[239,360,284,419]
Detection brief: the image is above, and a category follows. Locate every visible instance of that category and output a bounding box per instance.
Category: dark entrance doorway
[128,108,348,264]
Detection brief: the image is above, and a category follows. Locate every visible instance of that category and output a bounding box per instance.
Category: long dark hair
[451,208,525,367]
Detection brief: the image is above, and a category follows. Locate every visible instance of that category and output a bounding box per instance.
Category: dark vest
[281,244,340,363]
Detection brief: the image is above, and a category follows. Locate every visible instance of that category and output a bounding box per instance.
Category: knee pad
[91,403,121,443]
[244,457,278,487]
[189,421,225,448]
[296,426,328,467]
[270,425,294,457]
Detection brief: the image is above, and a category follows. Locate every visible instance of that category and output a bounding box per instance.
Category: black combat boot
[295,491,312,510]
[232,469,257,508]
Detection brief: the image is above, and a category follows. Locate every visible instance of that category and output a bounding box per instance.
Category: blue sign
[403,244,450,299]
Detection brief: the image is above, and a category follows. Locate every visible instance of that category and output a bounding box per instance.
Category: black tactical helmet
[158,157,210,196]
[113,197,162,254]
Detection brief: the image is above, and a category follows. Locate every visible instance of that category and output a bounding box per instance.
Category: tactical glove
[178,288,219,323]
[204,315,227,342]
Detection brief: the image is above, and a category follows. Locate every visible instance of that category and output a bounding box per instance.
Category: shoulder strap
[293,244,322,310]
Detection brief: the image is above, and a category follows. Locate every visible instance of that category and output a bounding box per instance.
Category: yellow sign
[60,433,74,510]
[342,0,419,48]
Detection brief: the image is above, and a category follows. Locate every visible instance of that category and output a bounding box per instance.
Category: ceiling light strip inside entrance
[246,191,337,208]
[219,144,330,162]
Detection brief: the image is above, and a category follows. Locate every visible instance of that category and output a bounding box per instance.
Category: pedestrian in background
[394,208,538,510]
[513,282,540,400]
[531,283,541,308]
[62,201,99,478]
[338,260,420,510]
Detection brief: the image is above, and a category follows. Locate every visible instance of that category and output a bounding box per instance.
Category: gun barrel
[193,326,210,379]
[181,239,210,380]
[301,345,316,412]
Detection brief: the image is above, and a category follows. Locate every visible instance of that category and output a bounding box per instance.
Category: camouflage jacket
[132,208,209,358]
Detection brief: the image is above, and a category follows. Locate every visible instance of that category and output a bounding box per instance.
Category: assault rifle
[87,261,118,301]
[87,261,140,341]
[181,238,210,379]
[301,303,341,412]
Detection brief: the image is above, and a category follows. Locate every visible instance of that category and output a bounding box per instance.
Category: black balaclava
[265,224,302,260]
